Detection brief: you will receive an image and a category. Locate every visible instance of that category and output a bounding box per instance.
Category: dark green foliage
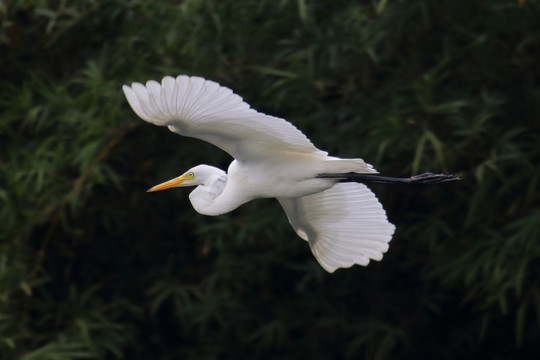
[1,0,539,358]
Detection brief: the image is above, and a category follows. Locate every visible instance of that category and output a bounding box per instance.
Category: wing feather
[124,84,151,121]
[123,75,324,161]
[278,183,395,272]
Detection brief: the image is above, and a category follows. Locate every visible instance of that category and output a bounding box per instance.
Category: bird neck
[188,172,247,216]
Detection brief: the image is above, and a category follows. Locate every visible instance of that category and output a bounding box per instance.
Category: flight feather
[123,75,325,161]
[278,183,395,272]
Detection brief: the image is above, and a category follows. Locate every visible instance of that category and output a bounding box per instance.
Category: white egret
[123,75,457,272]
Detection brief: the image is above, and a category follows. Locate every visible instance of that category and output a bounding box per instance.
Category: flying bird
[123,75,457,272]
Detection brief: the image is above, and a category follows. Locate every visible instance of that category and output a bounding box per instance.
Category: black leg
[316,172,460,185]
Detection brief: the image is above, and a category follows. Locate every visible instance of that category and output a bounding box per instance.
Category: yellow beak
[147,174,190,192]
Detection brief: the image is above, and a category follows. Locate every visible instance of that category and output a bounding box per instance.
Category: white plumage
[124,75,323,161]
[123,75,395,272]
[278,183,394,272]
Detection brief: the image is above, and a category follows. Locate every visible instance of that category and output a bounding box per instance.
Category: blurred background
[1,0,539,359]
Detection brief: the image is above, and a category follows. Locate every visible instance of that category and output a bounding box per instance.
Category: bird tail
[322,157,378,174]
[277,183,395,272]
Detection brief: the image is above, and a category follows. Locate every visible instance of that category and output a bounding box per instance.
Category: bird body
[123,75,395,272]
[183,154,371,216]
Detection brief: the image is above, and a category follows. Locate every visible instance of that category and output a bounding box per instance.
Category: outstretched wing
[278,183,395,272]
[123,75,325,161]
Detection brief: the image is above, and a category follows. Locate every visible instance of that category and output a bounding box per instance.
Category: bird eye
[189,172,194,177]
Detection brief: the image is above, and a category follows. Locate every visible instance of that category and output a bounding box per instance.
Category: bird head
[146,165,222,192]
